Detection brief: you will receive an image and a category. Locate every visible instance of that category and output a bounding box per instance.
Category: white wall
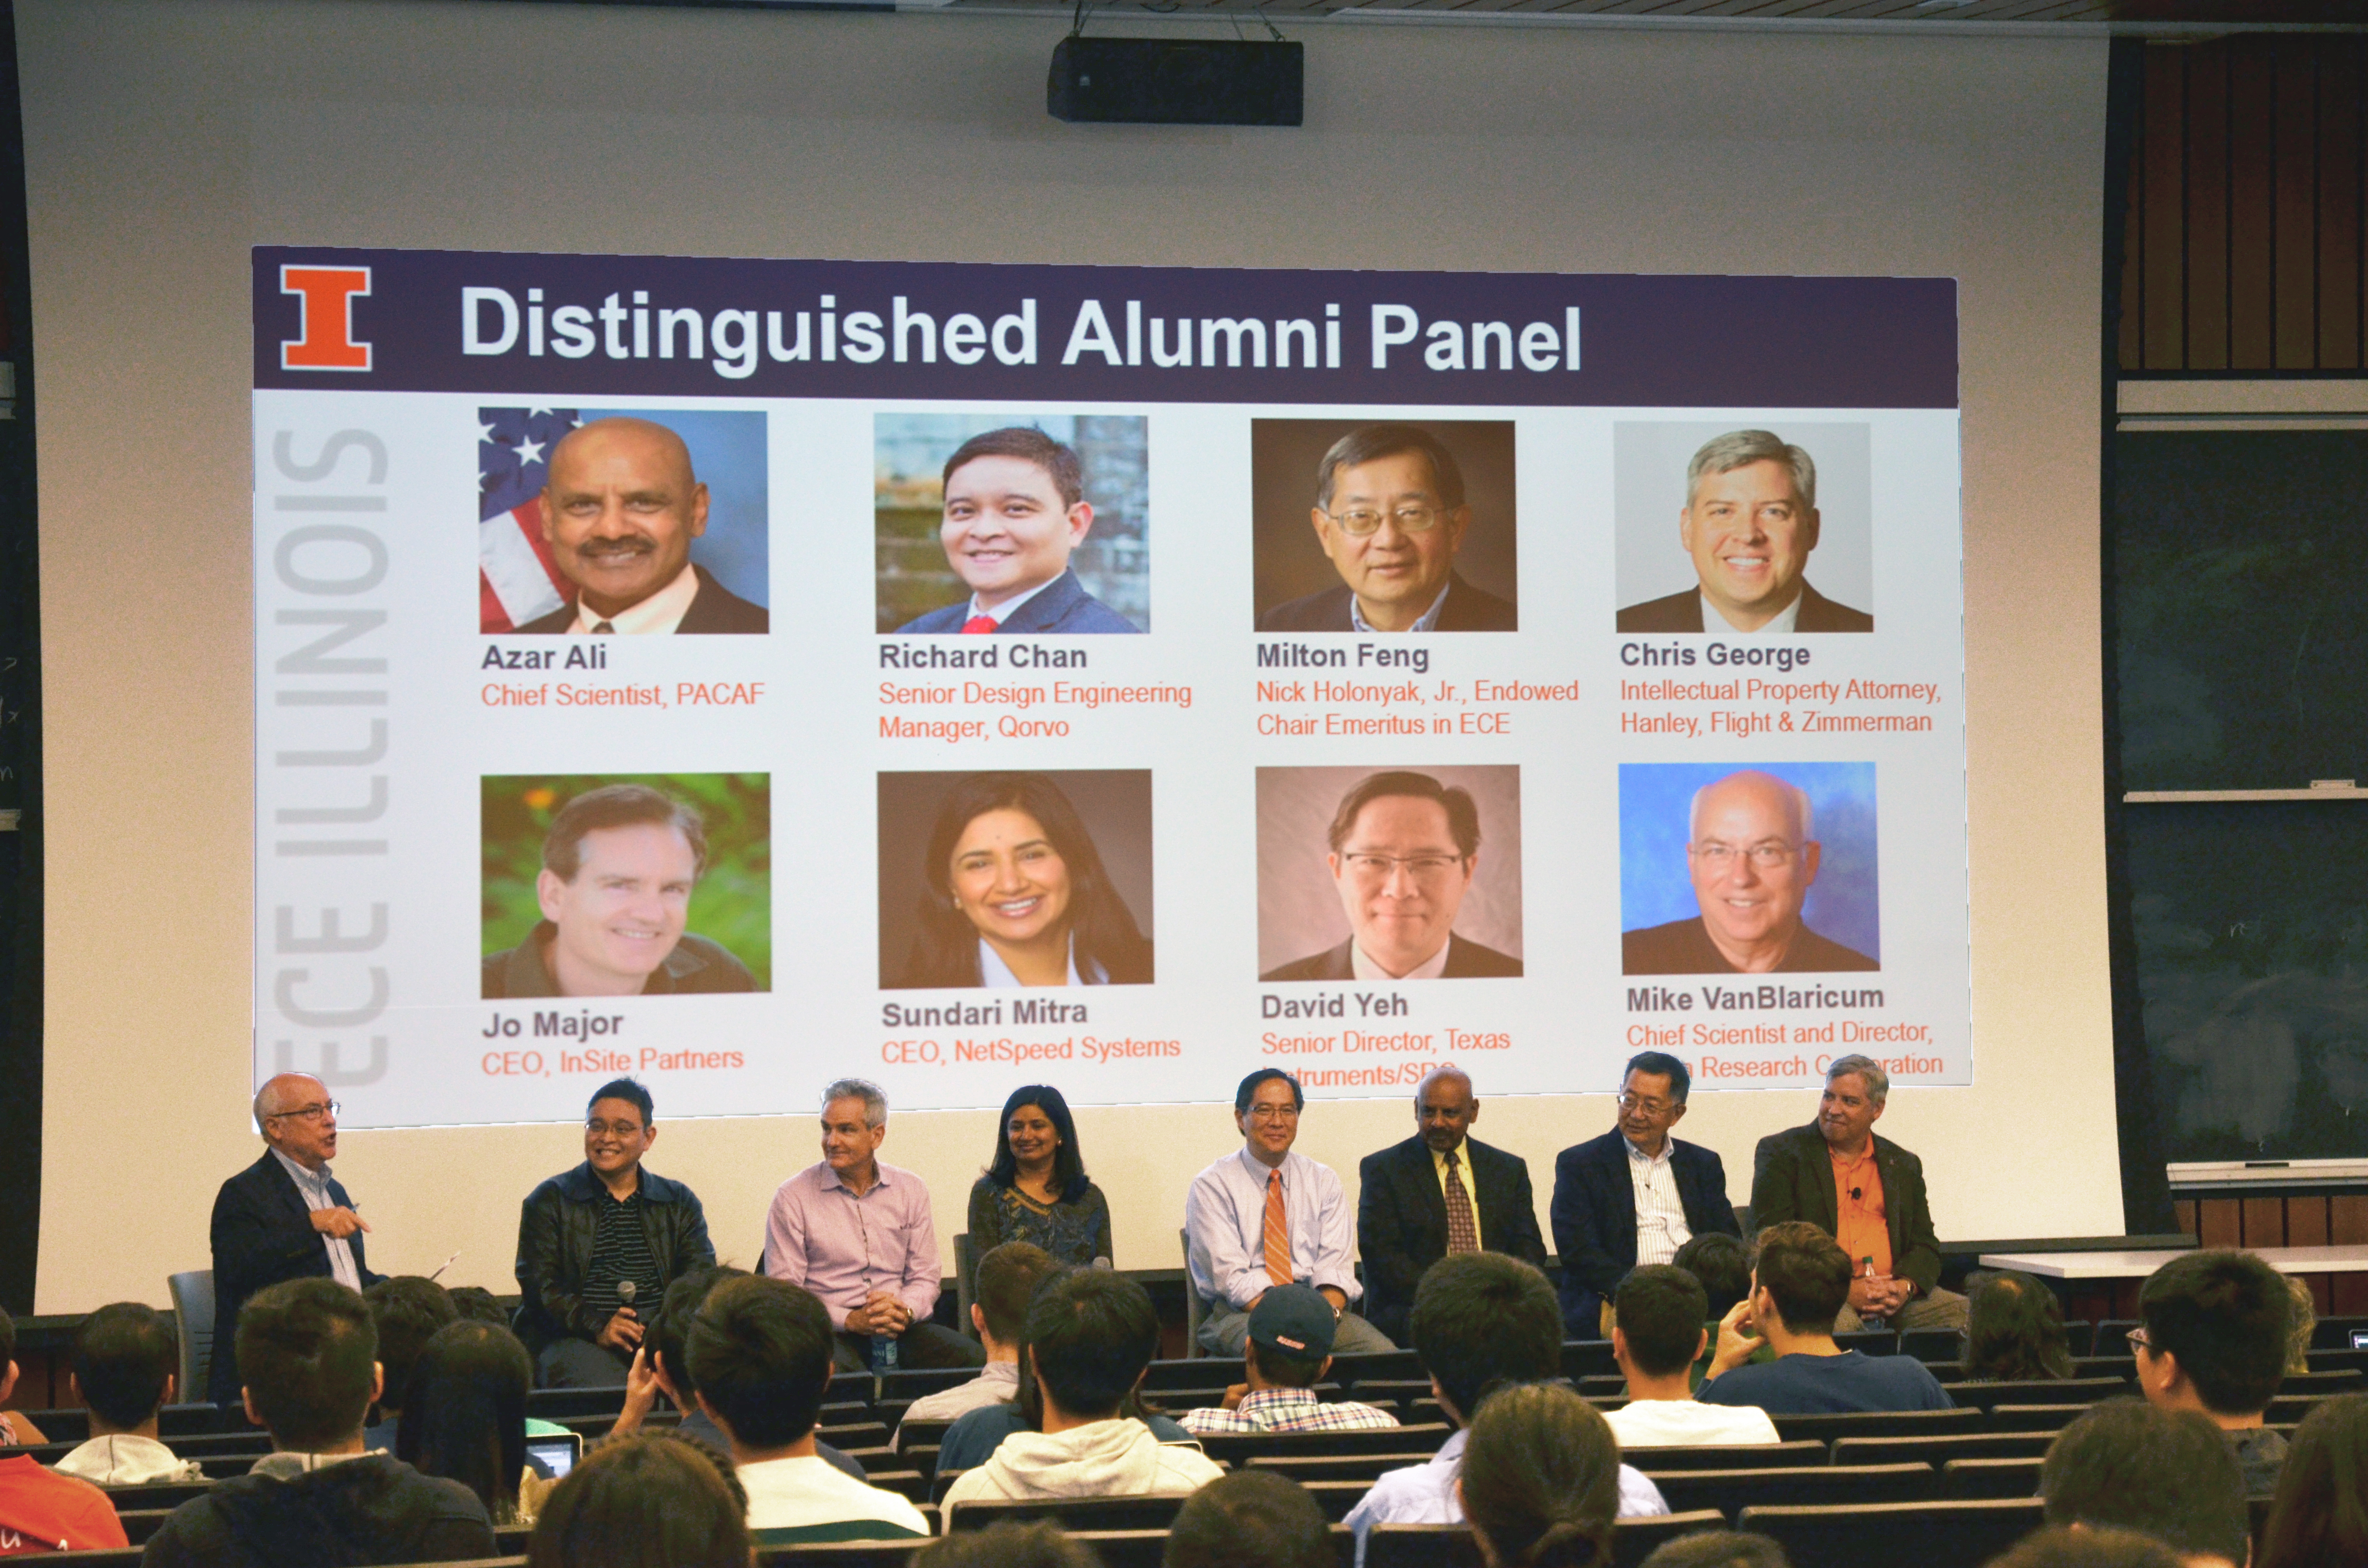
[19,0,2113,1311]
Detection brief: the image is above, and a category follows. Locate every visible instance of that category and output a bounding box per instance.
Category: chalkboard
[2114,429,2368,793]
[2117,426,2368,1162]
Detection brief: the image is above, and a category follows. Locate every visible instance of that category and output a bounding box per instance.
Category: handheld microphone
[617,1280,638,1316]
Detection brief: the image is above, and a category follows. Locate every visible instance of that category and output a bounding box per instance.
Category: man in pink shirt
[764,1078,985,1372]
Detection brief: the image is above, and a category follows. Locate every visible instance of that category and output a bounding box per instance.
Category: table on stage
[1978,1244,2368,1319]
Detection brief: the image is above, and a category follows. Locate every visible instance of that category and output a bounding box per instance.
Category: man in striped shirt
[1178,1286,1400,1436]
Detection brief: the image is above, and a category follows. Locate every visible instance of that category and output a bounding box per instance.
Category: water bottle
[872,1329,900,1370]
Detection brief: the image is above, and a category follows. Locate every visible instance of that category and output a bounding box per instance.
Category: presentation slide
[252,249,1965,1129]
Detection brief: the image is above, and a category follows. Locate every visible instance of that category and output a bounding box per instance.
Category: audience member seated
[1638,1531,1792,1568]
[685,1274,929,1543]
[940,1266,1223,1506]
[144,1277,498,1566]
[1456,1382,1624,1568]
[1603,1266,1778,1448]
[2039,1400,2248,1568]
[396,1320,540,1526]
[1165,1470,1334,1568]
[0,1303,128,1551]
[0,1304,48,1445]
[445,1286,507,1327]
[1696,1222,1952,1415]
[1671,1232,1764,1386]
[2281,1275,2315,1378]
[915,1519,1104,1568]
[1345,1253,1666,1555]
[935,1354,1195,1474]
[898,1241,1059,1436]
[525,1431,751,1568]
[1987,1526,2183,1568]
[2133,1248,2292,1494]
[1178,1284,1398,1435]
[54,1301,204,1484]
[2255,1390,2368,1568]
[361,1275,460,1451]
[1960,1269,2073,1382]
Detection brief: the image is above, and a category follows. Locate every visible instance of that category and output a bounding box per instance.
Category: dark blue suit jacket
[207,1152,382,1406]
[1550,1127,1738,1336]
[896,570,1140,635]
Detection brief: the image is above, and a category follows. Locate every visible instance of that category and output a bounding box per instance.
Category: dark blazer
[208,1152,383,1406]
[1357,1134,1545,1343]
[514,1163,717,1354]
[1614,580,1873,634]
[1751,1121,1943,1297]
[483,923,757,1000]
[516,564,769,634]
[1550,1128,1739,1336]
[1261,932,1522,983]
[1621,916,1878,975]
[896,569,1140,634]
[1258,571,1517,633]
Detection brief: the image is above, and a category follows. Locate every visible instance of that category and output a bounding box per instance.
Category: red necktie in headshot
[962,615,997,634]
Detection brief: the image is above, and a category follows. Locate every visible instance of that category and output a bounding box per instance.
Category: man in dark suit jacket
[206,1073,384,1407]
[1357,1068,1544,1343]
[1551,1052,1739,1337]
[1751,1053,1966,1332]
[519,416,769,635]
[1261,771,1522,982]
[1614,429,1870,634]
[1256,424,1516,634]
[892,426,1142,635]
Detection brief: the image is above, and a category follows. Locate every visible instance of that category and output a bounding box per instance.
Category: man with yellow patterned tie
[1185,1069,1397,1357]
[1356,1068,1547,1344]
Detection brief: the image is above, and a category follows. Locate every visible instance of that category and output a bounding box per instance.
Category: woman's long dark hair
[986,1084,1089,1203]
[396,1320,530,1520]
[2258,1392,2368,1568]
[1457,1383,1618,1568]
[1961,1270,2073,1382]
[900,773,1151,988]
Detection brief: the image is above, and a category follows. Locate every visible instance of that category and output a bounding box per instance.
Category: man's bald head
[1689,771,1811,843]
[254,1073,339,1167]
[538,417,710,621]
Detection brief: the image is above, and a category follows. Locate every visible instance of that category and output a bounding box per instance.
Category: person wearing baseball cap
[1177,1286,1400,1436]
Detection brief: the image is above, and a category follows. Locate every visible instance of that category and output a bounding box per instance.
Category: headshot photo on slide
[481,773,771,999]
[1257,764,1522,981]
[878,770,1155,990]
[876,414,1147,635]
[478,407,770,635]
[1252,419,1518,634]
[1612,421,1873,635]
[1619,761,1879,976]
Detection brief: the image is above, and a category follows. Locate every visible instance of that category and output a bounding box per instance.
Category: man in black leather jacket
[515,1077,716,1386]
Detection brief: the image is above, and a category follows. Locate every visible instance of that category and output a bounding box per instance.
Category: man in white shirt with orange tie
[1184,1069,1396,1357]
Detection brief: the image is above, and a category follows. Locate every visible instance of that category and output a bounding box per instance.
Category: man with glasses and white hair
[1552,1052,1741,1338]
[1616,428,1872,634]
[764,1078,985,1372]
[1752,1054,1967,1332]
[206,1072,385,1406]
[1258,424,1517,633]
[1264,771,1521,981]
[1623,769,1876,975]
[1187,1068,1398,1355]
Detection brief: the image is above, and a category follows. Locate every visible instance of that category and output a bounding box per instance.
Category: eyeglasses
[266,1102,339,1123]
[1246,1105,1301,1123]
[1342,853,1467,883]
[1322,505,1447,537]
[2125,1326,2154,1352]
[586,1119,647,1138]
[1616,1094,1677,1118]
[1691,841,1801,870]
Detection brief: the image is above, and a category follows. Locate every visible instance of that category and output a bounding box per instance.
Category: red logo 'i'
[279,265,373,371]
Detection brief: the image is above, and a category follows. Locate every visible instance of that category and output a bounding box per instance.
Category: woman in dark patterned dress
[967,1085,1112,1285]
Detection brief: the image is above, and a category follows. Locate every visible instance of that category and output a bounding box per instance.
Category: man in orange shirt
[1748,1055,1968,1333]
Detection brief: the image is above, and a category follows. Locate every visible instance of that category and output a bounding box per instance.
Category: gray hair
[1825,1054,1889,1106]
[1412,1066,1473,1111]
[1685,429,1816,510]
[822,1077,888,1127]
[1689,771,1813,844]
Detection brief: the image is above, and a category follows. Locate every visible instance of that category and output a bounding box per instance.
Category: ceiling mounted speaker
[1048,37,1304,127]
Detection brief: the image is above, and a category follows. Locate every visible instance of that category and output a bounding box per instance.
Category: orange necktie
[1263,1169,1293,1287]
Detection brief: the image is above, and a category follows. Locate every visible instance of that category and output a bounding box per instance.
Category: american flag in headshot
[478,407,581,633]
